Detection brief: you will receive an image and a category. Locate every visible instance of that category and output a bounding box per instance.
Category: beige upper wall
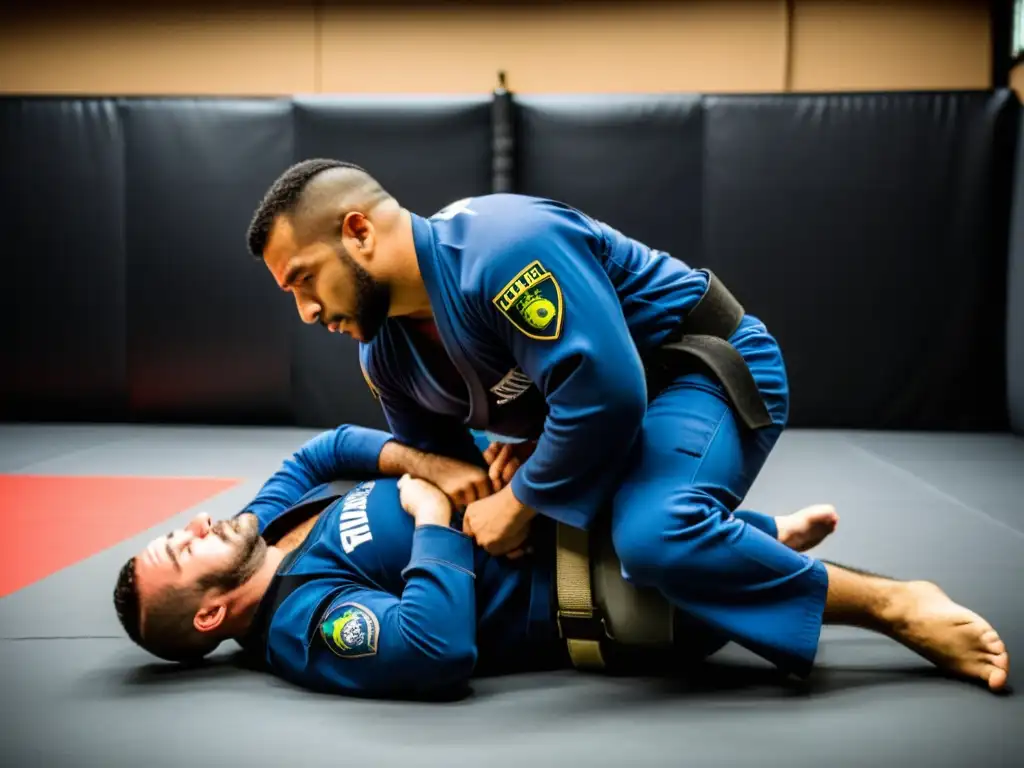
[0,1,993,96]
[0,5,318,96]
[320,2,787,94]
[790,0,992,91]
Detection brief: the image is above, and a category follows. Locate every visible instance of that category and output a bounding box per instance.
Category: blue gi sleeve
[359,346,486,469]
[303,524,477,698]
[473,213,648,529]
[240,424,394,531]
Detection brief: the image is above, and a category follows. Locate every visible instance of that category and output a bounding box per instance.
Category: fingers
[451,478,488,507]
[500,458,518,486]
[488,443,512,492]
[483,442,499,464]
[473,476,492,502]
[462,511,474,537]
[483,525,530,557]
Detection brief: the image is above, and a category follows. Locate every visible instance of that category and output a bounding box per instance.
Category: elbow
[603,368,648,439]
[416,641,478,693]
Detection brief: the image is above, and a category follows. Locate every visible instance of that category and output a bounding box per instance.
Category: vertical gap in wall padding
[783,0,795,92]
[117,97,131,420]
[314,0,323,93]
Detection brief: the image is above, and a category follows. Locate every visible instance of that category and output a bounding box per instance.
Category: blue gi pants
[611,316,829,677]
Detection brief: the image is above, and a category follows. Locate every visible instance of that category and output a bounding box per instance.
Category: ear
[341,212,376,258]
[193,601,227,635]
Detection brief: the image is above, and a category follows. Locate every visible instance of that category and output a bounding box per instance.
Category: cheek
[193,540,236,572]
[318,260,353,310]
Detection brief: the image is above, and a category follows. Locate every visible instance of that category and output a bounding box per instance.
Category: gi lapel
[411,214,491,430]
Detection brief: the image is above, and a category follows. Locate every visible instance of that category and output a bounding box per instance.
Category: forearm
[510,373,646,529]
[378,440,431,477]
[240,425,393,525]
[308,526,477,697]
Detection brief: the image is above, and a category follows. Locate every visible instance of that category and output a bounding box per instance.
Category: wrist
[415,504,452,529]
[502,483,536,522]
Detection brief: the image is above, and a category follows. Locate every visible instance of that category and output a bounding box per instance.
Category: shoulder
[263,584,382,694]
[442,195,603,298]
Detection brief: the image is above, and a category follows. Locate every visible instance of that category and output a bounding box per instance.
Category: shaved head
[246,159,393,259]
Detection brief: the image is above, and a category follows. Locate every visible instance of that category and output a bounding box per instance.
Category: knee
[612,495,723,586]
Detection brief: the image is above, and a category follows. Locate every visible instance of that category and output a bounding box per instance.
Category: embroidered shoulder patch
[320,602,379,659]
[491,260,563,341]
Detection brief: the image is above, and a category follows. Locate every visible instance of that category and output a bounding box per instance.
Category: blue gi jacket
[360,194,711,530]
[235,425,564,699]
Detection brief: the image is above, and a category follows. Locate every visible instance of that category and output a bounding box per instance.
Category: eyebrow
[164,534,181,572]
[280,261,305,290]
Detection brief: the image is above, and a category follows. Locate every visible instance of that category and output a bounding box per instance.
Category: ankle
[878,580,939,631]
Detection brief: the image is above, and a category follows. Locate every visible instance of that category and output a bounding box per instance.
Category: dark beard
[340,247,391,342]
[199,522,266,593]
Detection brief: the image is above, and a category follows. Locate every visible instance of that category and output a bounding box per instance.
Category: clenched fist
[419,453,495,506]
[397,474,452,528]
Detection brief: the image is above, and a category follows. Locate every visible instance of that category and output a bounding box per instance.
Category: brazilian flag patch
[320,602,379,659]
[492,260,563,340]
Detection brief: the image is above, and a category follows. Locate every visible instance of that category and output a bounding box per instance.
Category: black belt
[645,270,773,431]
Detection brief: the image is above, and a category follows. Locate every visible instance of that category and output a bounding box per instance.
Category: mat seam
[842,438,1024,545]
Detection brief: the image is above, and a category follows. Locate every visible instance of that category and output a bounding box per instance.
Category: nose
[186,513,213,537]
[295,293,322,325]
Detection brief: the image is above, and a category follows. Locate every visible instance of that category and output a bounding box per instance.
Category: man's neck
[385,209,434,319]
[228,513,323,639]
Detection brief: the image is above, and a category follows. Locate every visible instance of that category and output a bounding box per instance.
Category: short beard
[339,246,391,342]
[199,525,266,594]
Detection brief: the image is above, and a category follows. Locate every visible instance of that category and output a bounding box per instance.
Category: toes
[988,664,1009,691]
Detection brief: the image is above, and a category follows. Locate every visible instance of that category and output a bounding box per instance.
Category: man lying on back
[112,424,1008,698]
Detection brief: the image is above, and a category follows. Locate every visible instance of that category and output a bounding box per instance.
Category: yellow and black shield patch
[492,260,563,340]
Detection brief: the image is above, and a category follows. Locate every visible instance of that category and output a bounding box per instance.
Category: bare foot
[886,581,1010,692]
[776,504,839,552]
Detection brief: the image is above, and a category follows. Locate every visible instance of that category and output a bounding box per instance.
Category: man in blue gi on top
[114,424,1002,697]
[238,158,1009,692]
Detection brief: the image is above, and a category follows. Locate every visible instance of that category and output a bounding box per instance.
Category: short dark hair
[245,158,370,259]
[113,557,144,646]
[113,557,218,664]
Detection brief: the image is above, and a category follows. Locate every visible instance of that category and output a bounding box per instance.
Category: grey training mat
[1,424,1021,767]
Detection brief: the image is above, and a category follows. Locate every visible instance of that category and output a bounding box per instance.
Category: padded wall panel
[290,96,493,429]
[703,91,1017,430]
[122,99,294,423]
[1009,111,1024,435]
[0,98,127,421]
[514,95,704,269]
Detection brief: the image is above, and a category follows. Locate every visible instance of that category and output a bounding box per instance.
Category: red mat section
[0,474,240,598]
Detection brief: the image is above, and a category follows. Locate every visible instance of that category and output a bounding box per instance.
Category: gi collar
[410,212,490,429]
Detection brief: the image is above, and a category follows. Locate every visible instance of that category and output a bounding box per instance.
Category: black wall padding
[1,91,1019,433]
[289,96,493,429]
[123,99,295,424]
[1009,112,1024,436]
[514,95,704,273]
[0,98,127,421]
[701,92,1017,429]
